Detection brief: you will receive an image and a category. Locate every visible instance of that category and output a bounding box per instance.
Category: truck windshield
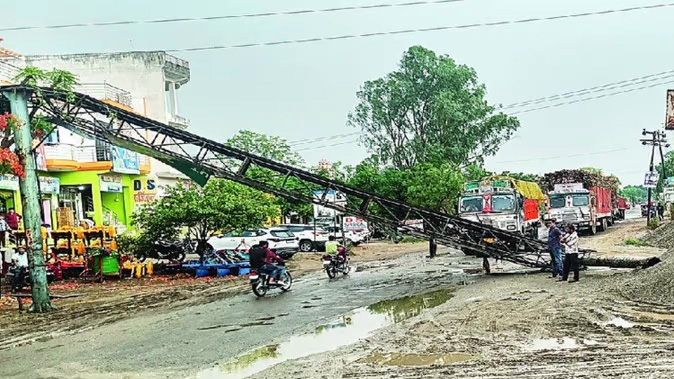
[571,194,589,206]
[549,195,566,209]
[460,196,483,213]
[492,194,515,212]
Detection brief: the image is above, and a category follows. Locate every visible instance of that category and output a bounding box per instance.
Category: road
[0,248,475,379]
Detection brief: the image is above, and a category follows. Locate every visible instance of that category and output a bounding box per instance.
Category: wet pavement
[0,248,477,379]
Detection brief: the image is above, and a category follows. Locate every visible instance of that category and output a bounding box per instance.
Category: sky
[1,0,672,186]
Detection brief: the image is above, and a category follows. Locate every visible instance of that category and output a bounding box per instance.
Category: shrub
[625,238,650,247]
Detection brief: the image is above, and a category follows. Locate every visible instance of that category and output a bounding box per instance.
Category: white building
[26,51,192,195]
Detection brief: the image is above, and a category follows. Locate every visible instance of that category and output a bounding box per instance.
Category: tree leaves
[349,46,519,169]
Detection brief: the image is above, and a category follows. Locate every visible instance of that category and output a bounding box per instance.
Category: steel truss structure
[2,85,591,270]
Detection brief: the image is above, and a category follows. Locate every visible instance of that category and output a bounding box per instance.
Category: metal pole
[3,88,53,312]
[647,133,656,225]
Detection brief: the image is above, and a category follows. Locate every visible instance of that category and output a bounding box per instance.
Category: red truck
[614,196,629,220]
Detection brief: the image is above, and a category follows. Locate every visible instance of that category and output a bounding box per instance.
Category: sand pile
[620,248,674,305]
[640,221,674,249]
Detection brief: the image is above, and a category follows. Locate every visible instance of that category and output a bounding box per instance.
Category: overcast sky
[2,0,672,185]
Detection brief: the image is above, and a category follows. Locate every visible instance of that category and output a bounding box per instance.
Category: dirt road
[1,218,669,378]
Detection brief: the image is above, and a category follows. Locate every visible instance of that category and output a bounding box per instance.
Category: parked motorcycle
[136,238,194,262]
[249,265,292,297]
[322,254,350,279]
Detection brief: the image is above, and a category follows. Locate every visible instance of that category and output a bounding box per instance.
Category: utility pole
[641,129,669,225]
[2,87,53,312]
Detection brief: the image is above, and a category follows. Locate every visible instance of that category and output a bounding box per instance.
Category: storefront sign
[343,216,368,231]
[0,175,19,191]
[39,177,60,194]
[133,177,157,204]
[111,146,140,174]
[312,190,346,219]
[100,174,123,193]
[644,171,660,189]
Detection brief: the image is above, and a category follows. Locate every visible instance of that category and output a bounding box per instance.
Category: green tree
[655,151,674,194]
[621,185,648,203]
[499,171,540,183]
[133,179,278,258]
[348,45,519,169]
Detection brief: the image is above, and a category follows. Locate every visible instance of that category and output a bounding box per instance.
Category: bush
[116,234,147,257]
[625,238,650,247]
[647,219,660,230]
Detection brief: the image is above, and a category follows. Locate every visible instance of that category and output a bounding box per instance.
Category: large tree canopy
[348,45,519,169]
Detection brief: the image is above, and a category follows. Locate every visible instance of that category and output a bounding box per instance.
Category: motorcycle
[322,253,350,279]
[136,238,194,262]
[249,264,292,297]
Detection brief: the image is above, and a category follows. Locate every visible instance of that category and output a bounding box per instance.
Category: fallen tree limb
[581,256,661,269]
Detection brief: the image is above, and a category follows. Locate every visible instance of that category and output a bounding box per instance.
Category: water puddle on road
[196,289,454,379]
[358,352,477,366]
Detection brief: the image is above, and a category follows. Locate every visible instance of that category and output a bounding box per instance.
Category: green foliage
[132,179,279,257]
[15,66,79,102]
[499,171,540,183]
[647,218,660,230]
[655,151,674,194]
[348,45,519,169]
[620,185,648,204]
[625,238,650,247]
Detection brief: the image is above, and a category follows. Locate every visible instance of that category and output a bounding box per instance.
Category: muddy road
[0,246,479,379]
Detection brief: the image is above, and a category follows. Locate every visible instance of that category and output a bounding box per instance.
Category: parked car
[324,226,369,246]
[207,228,299,259]
[277,224,330,252]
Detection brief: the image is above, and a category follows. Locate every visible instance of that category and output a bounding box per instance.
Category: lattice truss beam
[3,85,573,269]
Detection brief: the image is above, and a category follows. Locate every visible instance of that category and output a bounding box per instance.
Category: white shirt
[12,252,28,267]
[563,232,579,254]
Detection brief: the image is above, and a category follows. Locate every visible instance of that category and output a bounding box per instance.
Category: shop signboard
[666,90,674,130]
[133,176,157,204]
[343,216,367,231]
[100,174,123,193]
[39,177,60,194]
[110,146,140,174]
[0,175,19,191]
[644,171,660,189]
[312,190,346,219]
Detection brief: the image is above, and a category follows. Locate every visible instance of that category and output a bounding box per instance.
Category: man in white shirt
[10,247,29,293]
[560,225,580,283]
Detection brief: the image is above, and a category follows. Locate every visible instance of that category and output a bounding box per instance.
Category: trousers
[562,253,580,282]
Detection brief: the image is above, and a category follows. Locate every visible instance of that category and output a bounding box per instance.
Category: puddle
[358,352,477,366]
[603,317,635,329]
[196,289,454,379]
[525,337,579,352]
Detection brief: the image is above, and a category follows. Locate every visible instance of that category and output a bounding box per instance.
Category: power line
[0,0,469,32]
[288,132,361,146]
[492,147,634,164]
[502,70,674,109]
[159,2,674,53]
[294,139,361,152]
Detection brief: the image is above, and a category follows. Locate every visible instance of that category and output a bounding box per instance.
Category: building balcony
[77,83,133,107]
[41,143,150,173]
[167,113,190,129]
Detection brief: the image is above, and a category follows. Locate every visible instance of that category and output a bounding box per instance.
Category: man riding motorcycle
[324,236,347,265]
[249,240,286,285]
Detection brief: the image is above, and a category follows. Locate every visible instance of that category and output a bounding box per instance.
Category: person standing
[10,247,29,293]
[546,220,563,279]
[657,203,665,221]
[0,215,9,248]
[5,208,21,231]
[560,224,580,283]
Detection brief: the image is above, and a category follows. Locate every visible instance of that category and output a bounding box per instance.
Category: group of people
[0,208,22,248]
[546,219,581,283]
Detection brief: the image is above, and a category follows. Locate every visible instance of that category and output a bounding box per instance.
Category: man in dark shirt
[249,241,285,285]
[546,220,563,279]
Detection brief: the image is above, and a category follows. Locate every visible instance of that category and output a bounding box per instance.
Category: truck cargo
[458,176,546,240]
[540,169,620,234]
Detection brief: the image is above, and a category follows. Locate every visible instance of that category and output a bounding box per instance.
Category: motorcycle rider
[250,240,285,285]
[325,236,347,265]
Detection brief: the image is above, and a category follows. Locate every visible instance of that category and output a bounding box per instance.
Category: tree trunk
[4,88,55,313]
[581,256,661,270]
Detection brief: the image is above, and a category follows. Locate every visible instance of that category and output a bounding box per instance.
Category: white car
[207,228,299,259]
[277,224,330,252]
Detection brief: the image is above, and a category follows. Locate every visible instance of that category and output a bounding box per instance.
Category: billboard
[312,190,346,219]
[343,216,367,231]
[110,146,140,174]
[667,90,674,130]
[644,171,660,188]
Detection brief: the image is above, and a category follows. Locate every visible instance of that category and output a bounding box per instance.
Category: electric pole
[641,129,669,225]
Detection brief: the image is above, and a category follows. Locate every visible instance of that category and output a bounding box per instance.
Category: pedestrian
[429,237,437,259]
[0,215,9,248]
[5,208,21,231]
[545,220,563,279]
[10,246,29,293]
[560,224,580,283]
[657,203,665,221]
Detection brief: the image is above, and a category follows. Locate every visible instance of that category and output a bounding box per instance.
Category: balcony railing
[167,113,190,128]
[43,143,149,169]
[77,83,133,107]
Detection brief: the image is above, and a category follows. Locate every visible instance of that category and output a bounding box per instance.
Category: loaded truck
[540,170,619,235]
[458,176,546,240]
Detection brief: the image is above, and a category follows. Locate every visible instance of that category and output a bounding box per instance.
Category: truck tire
[598,218,608,232]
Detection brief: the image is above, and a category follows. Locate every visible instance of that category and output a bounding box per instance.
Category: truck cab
[458,179,540,239]
[545,183,606,234]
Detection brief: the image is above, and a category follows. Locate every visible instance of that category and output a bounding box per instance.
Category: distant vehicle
[207,228,299,259]
[324,225,369,246]
[277,224,329,252]
[543,170,617,235]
